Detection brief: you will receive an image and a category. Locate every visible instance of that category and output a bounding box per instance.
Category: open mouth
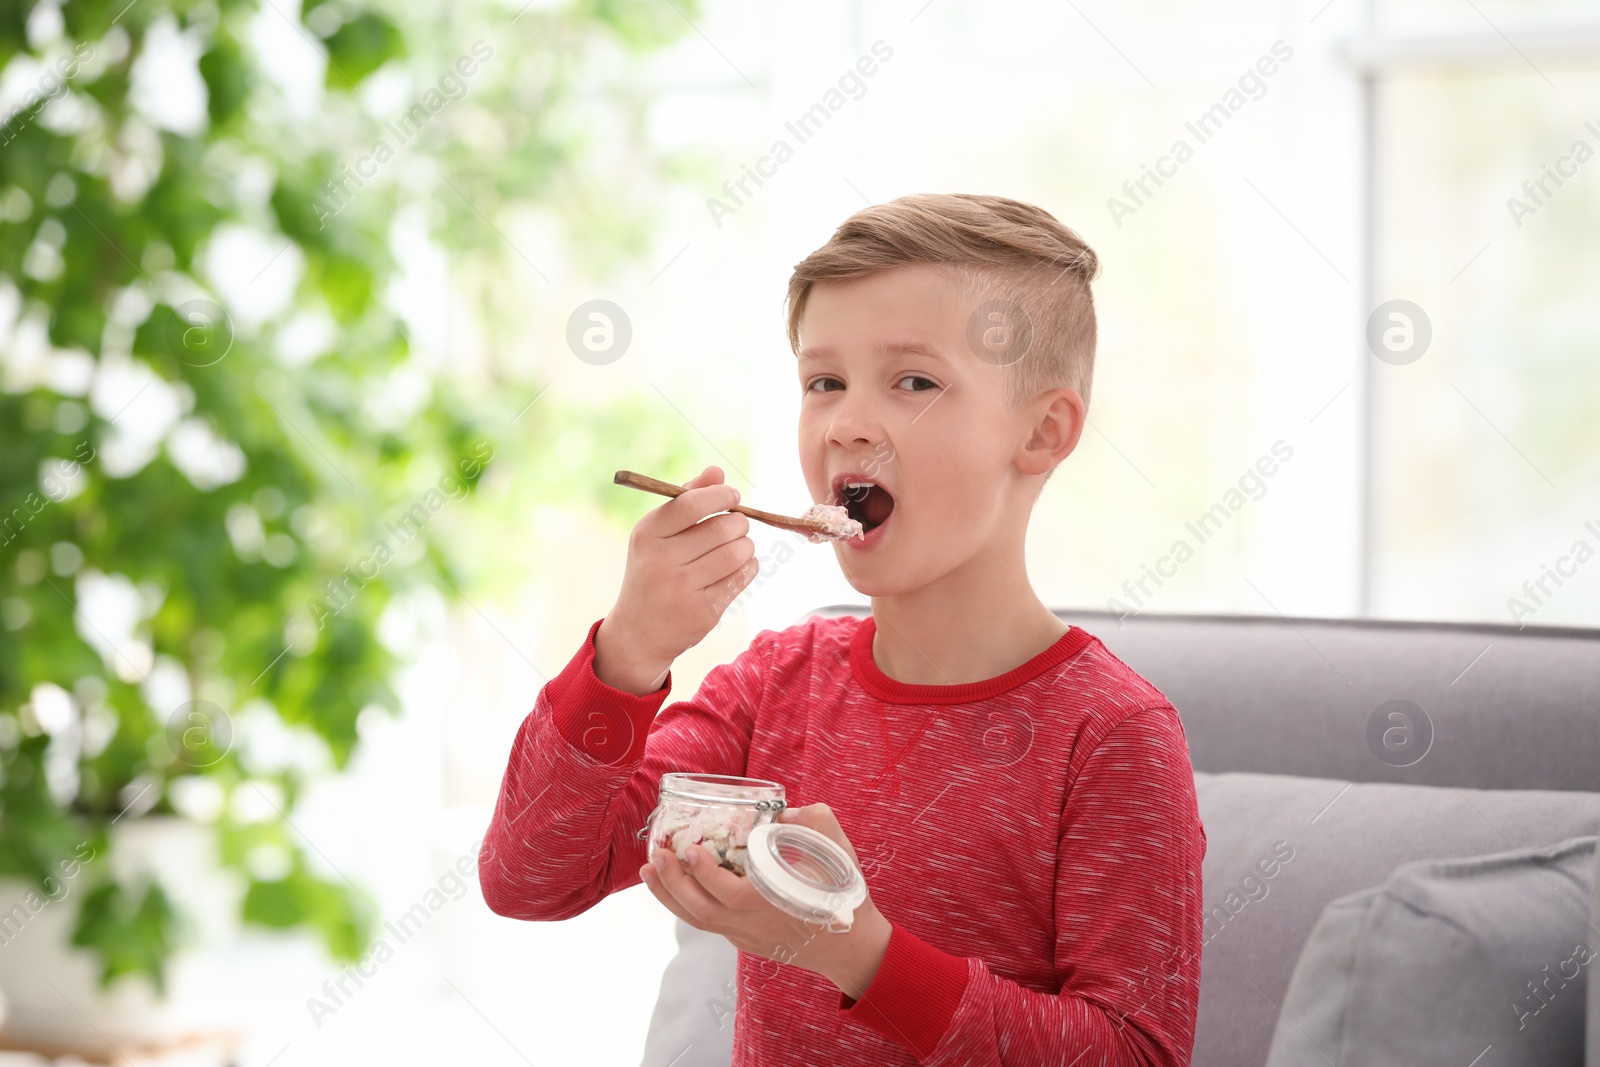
[835,478,896,535]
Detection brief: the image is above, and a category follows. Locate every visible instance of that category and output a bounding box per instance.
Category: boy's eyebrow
[797,341,952,365]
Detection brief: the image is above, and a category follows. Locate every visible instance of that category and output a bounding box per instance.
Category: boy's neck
[867,566,1068,687]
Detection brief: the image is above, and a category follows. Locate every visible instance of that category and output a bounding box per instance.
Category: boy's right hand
[593,465,759,695]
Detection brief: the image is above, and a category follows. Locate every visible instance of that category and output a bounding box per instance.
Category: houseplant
[0,0,706,1044]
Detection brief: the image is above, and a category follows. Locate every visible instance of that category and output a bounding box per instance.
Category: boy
[480,193,1206,1066]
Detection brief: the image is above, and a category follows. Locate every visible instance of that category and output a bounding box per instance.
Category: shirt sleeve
[837,705,1207,1067]
[478,616,773,921]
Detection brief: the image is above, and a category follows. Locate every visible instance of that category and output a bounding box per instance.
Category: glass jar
[639,772,868,933]
[640,773,787,877]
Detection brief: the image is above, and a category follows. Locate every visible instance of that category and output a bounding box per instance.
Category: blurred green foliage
[0,0,704,994]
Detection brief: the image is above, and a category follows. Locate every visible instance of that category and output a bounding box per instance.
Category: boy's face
[796,263,1076,596]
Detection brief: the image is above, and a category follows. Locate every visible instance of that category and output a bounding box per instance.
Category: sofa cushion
[1263,835,1595,1066]
[1192,771,1600,1067]
[639,916,738,1067]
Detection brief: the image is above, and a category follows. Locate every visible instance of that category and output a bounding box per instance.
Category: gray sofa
[640,607,1600,1066]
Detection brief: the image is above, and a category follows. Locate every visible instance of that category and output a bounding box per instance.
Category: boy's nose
[827,419,882,451]
[825,397,884,449]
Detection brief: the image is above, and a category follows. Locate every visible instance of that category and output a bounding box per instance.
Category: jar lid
[744,823,867,933]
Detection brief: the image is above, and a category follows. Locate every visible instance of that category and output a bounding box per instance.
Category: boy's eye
[804,374,940,393]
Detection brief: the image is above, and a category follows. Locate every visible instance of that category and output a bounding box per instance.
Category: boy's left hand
[639,802,892,999]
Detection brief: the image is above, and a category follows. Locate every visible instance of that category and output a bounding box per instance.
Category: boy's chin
[838,536,987,599]
[839,558,920,599]
[843,574,896,598]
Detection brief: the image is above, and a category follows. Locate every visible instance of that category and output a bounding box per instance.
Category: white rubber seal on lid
[744,822,868,933]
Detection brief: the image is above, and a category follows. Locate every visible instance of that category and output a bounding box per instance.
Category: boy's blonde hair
[785,193,1101,410]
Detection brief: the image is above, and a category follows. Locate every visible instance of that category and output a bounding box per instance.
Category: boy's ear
[1015,387,1086,476]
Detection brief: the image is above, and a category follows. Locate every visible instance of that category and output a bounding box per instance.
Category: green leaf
[198,29,251,128]
[321,12,405,91]
[0,736,84,884]
[242,857,375,962]
[69,880,181,994]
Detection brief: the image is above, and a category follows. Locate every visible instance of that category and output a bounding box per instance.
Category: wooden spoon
[613,470,848,540]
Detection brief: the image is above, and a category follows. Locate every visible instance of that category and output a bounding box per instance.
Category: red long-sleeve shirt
[480,612,1206,1066]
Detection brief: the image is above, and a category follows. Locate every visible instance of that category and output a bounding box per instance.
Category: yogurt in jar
[644,773,787,876]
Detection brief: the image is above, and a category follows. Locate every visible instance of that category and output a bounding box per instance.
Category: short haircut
[784,193,1101,409]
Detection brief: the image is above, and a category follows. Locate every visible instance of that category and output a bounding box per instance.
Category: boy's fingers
[648,847,727,926]
[685,846,765,911]
[686,465,722,486]
[676,465,723,497]
[780,803,835,831]
[778,803,860,865]
[655,482,741,538]
[685,534,756,590]
[672,511,750,566]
